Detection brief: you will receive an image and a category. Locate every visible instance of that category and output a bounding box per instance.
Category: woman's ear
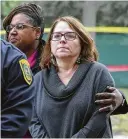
[36,27,41,39]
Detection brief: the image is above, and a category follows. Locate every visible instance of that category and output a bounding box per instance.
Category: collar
[28,50,37,68]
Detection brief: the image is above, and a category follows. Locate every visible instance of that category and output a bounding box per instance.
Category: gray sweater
[29,61,115,138]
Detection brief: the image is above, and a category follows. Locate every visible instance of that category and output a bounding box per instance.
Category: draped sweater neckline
[43,62,93,99]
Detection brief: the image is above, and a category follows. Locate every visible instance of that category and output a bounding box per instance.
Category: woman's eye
[54,34,60,38]
[66,33,75,39]
[16,24,23,29]
[67,34,73,38]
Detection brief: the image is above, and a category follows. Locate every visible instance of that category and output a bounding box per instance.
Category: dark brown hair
[40,16,98,69]
[3,3,45,56]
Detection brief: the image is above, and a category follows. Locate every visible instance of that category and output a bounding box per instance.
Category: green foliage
[1,1,21,18]
[1,1,22,29]
[97,1,128,26]
[39,1,83,27]
[1,1,128,28]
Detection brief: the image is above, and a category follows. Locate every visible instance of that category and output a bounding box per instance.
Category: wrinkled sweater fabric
[30,61,115,138]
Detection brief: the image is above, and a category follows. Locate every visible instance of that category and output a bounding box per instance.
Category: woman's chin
[56,54,70,59]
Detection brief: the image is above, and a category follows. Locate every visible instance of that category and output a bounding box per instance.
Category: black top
[1,39,35,138]
[30,62,115,138]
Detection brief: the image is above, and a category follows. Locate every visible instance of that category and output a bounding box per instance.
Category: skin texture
[7,13,41,57]
[51,21,81,64]
[51,21,81,85]
[95,86,123,113]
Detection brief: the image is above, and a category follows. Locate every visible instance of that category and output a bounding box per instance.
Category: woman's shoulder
[91,61,109,71]
[35,70,43,76]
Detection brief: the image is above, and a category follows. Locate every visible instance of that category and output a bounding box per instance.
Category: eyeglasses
[51,32,77,41]
[5,23,36,33]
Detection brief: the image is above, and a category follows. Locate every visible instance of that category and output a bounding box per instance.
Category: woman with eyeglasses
[29,16,127,138]
[3,3,45,75]
[2,3,45,138]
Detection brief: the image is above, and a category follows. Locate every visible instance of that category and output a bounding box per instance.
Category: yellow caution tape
[1,27,128,35]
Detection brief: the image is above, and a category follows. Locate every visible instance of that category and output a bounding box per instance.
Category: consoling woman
[29,16,126,138]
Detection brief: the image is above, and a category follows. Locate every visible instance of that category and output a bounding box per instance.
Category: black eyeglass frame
[5,23,36,33]
[51,32,77,41]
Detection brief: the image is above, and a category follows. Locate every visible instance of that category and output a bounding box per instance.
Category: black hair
[3,3,45,54]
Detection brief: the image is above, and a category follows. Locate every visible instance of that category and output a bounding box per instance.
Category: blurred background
[1,1,128,138]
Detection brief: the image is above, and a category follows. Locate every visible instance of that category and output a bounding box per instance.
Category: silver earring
[36,36,39,40]
[50,54,55,64]
[76,57,81,64]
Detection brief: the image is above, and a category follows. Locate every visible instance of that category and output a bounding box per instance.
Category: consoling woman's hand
[95,86,123,113]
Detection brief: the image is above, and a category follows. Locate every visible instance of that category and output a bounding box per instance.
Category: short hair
[3,3,45,39]
[40,16,98,69]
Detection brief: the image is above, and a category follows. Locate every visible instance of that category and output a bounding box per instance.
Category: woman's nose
[9,27,18,34]
[59,35,66,44]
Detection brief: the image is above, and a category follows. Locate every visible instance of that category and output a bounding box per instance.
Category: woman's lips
[57,47,69,52]
[57,46,69,50]
[10,38,18,43]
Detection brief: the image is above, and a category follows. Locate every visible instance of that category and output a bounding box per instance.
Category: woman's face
[7,13,39,52]
[50,21,81,60]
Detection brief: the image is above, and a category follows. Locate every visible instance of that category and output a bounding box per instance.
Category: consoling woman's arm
[95,84,128,114]
[112,90,128,114]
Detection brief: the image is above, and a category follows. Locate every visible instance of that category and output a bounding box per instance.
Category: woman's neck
[25,41,39,58]
[56,58,77,72]
[26,49,36,58]
[57,60,78,85]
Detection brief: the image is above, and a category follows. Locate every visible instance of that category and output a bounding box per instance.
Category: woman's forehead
[11,13,30,24]
[53,21,74,32]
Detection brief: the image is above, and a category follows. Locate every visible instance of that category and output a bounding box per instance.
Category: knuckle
[112,93,116,98]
